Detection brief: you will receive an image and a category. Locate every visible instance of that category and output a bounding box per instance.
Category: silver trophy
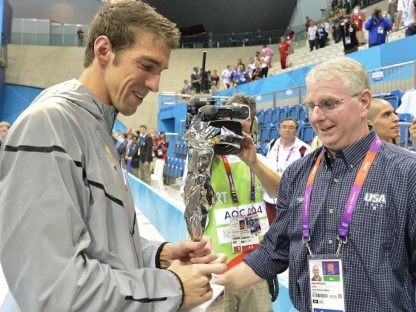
[182,99,248,241]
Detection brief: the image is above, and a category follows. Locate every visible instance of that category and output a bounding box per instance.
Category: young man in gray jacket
[0,1,226,311]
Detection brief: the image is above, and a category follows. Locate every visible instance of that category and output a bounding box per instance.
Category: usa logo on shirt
[364,193,386,210]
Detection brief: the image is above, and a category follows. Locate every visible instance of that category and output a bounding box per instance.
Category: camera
[186,94,250,155]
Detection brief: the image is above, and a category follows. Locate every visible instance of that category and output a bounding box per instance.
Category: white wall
[289,0,331,28]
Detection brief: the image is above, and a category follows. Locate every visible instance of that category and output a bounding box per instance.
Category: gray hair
[0,121,11,129]
[305,57,370,95]
[224,93,256,124]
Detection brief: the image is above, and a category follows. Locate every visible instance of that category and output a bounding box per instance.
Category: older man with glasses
[214,57,416,312]
[263,117,310,224]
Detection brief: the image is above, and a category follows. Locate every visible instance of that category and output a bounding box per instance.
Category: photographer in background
[364,7,392,47]
[394,0,416,37]
[340,16,359,54]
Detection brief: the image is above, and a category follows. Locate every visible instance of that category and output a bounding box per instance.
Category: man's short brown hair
[84,0,180,68]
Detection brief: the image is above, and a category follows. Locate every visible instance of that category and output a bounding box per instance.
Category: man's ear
[360,89,372,117]
[94,36,112,65]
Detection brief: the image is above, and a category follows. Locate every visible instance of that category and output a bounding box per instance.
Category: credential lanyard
[302,136,381,256]
[276,145,295,167]
[221,155,255,204]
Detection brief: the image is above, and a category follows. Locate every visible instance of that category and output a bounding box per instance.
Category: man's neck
[280,137,296,148]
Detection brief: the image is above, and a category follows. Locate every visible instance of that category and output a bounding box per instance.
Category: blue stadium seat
[257,109,265,125]
[288,104,302,120]
[299,106,308,121]
[297,120,304,138]
[389,89,404,108]
[383,94,400,111]
[279,106,289,121]
[270,107,280,123]
[398,113,414,146]
[263,108,273,124]
[175,142,181,155]
[269,126,278,141]
[398,113,413,123]
[301,121,315,144]
[259,123,272,142]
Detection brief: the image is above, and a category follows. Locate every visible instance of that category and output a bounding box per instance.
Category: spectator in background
[332,11,343,43]
[121,131,135,171]
[248,57,257,73]
[262,45,274,68]
[343,0,352,14]
[254,28,263,44]
[341,18,359,54]
[259,50,270,78]
[279,36,291,70]
[252,63,262,81]
[77,27,84,46]
[317,22,327,48]
[304,16,311,33]
[128,134,141,179]
[135,125,153,185]
[307,20,319,51]
[221,65,232,89]
[263,117,310,224]
[236,64,250,86]
[322,17,330,40]
[351,6,366,30]
[210,69,220,92]
[153,131,169,160]
[387,0,398,24]
[150,128,159,141]
[243,32,250,46]
[365,7,392,47]
[207,31,214,48]
[190,67,201,94]
[230,32,237,47]
[0,121,10,148]
[367,98,400,145]
[394,0,416,37]
[286,26,296,43]
[182,79,192,95]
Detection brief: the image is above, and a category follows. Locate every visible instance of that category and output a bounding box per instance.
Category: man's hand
[168,260,227,307]
[144,161,150,167]
[160,237,227,269]
[236,132,258,167]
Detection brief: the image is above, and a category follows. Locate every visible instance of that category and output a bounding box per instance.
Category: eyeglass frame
[302,91,362,114]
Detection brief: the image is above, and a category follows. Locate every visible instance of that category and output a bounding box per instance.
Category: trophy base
[178,283,224,312]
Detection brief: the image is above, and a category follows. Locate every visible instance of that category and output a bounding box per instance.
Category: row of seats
[257,104,308,126]
[164,157,185,184]
[175,140,188,157]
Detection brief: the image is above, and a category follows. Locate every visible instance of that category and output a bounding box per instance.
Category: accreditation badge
[230,213,260,253]
[308,255,346,312]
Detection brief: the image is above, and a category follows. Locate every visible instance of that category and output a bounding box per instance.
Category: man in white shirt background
[221,65,232,89]
[263,117,310,224]
[394,0,416,37]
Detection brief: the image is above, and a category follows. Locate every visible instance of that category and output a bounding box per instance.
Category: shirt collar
[322,129,376,169]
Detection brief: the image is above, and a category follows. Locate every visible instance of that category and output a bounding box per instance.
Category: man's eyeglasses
[302,91,362,114]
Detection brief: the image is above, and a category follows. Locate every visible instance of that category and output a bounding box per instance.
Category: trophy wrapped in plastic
[183,103,247,242]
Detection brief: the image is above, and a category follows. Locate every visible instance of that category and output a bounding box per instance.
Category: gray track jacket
[0,80,183,311]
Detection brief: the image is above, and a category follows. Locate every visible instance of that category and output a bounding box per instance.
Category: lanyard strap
[221,155,255,204]
[276,144,295,167]
[302,136,381,240]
